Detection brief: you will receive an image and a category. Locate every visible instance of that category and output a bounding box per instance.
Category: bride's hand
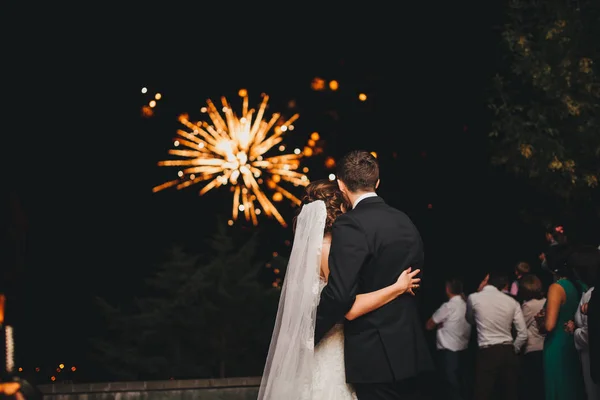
[394,267,421,296]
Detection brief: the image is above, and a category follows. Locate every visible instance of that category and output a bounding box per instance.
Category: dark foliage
[91,222,280,380]
[489,0,600,198]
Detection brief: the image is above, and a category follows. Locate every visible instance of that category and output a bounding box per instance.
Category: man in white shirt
[426,278,471,400]
[466,272,528,400]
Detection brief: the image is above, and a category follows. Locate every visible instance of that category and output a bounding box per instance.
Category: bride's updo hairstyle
[293,179,351,233]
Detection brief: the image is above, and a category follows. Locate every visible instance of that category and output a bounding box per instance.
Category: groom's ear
[375,179,380,189]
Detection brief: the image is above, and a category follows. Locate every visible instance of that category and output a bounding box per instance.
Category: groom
[315,150,433,400]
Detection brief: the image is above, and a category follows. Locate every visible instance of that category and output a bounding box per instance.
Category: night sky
[3,1,566,378]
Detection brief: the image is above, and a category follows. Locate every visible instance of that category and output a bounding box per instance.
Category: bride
[258,180,421,400]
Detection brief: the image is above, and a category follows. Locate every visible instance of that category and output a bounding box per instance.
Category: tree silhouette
[92,222,279,379]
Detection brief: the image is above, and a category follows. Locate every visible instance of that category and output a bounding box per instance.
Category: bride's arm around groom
[315,204,421,337]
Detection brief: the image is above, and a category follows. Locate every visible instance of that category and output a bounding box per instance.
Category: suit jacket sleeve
[315,214,368,344]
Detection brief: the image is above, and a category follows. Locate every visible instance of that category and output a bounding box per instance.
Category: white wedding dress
[258,201,357,400]
[312,278,357,400]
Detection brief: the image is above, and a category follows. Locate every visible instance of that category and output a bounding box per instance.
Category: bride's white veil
[258,200,327,400]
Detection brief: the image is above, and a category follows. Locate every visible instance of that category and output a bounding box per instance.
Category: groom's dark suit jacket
[315,196,433,383]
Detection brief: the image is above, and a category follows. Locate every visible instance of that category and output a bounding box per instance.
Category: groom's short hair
[337,150,379,192]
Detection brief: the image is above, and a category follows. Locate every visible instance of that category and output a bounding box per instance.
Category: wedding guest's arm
[573,291,593,350]
[345,267,420,321]
[315,215,368,344]
[426,303,449,330]
[574,324,589,350]
[513,302,528,352]
[477,274,489,292]
[544,283,566,332]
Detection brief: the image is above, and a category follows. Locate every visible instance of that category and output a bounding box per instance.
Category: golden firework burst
[152,92,310,227]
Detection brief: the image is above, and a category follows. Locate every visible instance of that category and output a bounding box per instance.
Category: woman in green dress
[541,254,587,400]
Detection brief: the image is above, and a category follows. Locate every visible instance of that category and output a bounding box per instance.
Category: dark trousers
[474,344,519,400]
[519,350,544,400]
[438,349,466,400]
[354,377,421,400]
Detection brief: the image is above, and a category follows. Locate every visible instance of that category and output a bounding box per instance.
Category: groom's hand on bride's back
[394,267,421,296]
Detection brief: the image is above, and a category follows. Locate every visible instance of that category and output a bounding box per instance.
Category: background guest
[519,274,546,400]
[566,246,600,399]
[589,284,599,385]
[466,271,527,400]
[426,278,471,400]
[510,261,531,297]
[538,250,587,400]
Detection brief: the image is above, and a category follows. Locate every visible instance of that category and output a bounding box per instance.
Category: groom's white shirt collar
[352,192,378,209]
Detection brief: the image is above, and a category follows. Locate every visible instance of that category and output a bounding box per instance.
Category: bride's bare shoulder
[320,233,332,281]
